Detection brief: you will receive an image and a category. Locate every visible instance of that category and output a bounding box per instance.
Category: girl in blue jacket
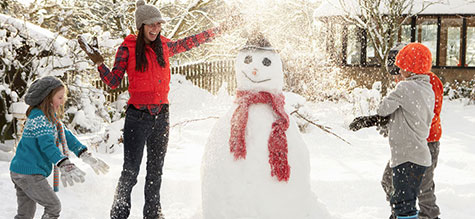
[9,76,109,219]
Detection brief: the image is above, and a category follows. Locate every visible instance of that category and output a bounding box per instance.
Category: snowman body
[201,46,328,219]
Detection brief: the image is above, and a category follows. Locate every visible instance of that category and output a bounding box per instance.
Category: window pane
[333,23,344,63]
[401,24,412,43]
[440,18,463,66]
[346,25,361,65]
[367,39,378,65]
[417,18,437,65]
[467,17,475,67]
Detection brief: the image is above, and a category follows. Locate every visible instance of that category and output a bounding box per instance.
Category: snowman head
[235,34,284,93]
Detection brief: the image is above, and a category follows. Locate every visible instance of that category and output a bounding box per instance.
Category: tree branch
[290,110,351,145]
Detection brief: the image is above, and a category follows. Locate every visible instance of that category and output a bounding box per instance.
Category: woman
[79,0,234,218]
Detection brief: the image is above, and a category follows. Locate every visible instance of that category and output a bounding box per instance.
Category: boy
[350,43,435,219]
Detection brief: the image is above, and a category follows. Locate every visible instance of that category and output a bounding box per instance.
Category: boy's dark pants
[382,142,440,218]
[111,105,169,219]
[383,162,426,217]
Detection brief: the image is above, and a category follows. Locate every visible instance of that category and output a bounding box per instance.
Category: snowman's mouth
[241,71,271,83]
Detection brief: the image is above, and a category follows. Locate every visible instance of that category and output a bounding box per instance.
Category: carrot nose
[252,69,257,75]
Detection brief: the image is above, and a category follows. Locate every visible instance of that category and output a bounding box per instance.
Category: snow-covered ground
[1,78,474,219]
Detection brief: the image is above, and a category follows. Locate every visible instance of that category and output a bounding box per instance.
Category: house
[314,0,475,86]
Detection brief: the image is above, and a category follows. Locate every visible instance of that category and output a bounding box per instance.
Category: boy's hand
[59,159,86,187]
[349,116,367,131]
[78,35,104,65]
[349,115,390,131]
[376,124,389,137]
[80,152,110,175]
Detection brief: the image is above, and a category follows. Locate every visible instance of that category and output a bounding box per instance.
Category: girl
[9,76,109,219]
[78,1,239,218]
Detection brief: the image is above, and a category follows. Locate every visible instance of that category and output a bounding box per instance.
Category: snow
[0,73,474,218]
[314,0,475,18]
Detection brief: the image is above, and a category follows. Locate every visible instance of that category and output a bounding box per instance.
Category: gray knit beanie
[135,0,166,30]
[24,76,63,106]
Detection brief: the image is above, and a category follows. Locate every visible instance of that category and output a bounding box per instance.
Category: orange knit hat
[395,43,432,74]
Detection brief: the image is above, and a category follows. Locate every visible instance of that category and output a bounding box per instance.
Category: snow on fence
[94,60,236,102]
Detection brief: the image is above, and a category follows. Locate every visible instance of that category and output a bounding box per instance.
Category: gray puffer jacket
[377,74,435,168]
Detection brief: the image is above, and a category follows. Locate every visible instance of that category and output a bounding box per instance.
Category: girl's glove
[59,159,86,187]
[78,35,104,65]
[80,152,110,175]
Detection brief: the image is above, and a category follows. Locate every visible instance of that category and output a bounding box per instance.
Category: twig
[290,110,352,145]
[171,116,220,128]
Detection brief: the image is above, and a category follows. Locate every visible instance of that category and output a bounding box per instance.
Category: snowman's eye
[244,55,253,64]
[262,57,271,67]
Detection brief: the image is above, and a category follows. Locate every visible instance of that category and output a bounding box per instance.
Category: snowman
[201,33,330,219]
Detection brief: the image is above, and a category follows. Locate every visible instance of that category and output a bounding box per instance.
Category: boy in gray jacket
[350,43,435,219]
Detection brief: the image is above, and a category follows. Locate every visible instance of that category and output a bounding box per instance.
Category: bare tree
[337,0,436,72]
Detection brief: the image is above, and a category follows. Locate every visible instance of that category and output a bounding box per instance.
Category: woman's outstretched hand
[78,35,104,66]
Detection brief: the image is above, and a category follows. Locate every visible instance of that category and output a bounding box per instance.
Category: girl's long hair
[26,85,67,122]
[136,24,166,72]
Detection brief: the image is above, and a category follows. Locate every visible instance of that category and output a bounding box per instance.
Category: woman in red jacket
[79,1,234,218]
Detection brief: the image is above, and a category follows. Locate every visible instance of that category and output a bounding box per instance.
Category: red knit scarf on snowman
[230,90,290,182]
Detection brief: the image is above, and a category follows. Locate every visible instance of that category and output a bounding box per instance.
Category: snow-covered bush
[444,79,475,104]
[0,14,72,140]
[349,81,383,116]
[64,75,111,133]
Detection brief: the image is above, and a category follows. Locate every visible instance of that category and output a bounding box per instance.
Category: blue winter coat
[10,108,87,177]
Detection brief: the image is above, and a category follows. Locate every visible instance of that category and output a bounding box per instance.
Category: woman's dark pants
[111,105,169,219]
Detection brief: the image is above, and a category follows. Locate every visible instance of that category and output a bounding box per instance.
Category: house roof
[314,0,475,18]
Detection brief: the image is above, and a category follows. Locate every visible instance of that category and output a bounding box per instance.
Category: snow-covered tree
[0,13,112,141]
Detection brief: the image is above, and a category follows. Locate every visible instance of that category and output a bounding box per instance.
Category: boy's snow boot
[158,210,165,219]
[396,213,418,219]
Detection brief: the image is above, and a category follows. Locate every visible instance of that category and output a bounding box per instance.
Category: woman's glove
[80,152,110,175]
[59,159,86,187]
[78,35,104,65]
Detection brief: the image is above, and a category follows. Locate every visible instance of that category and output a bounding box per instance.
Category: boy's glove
[59,159,86,187]
[78,35,104,65]
[349,115,390,131]
[376,124,389,137]
[80,152,110,175]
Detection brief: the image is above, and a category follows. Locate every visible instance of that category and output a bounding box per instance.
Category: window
[467,17,475,67]
[440,18,463,66]
[417,18,437,65]
[346,25,361,65]
[400,19,412,43]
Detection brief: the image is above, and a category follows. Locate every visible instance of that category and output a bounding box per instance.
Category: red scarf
[230,90,290,182]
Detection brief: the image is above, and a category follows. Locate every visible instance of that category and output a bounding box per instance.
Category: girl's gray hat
[24,76,63,106]
[135,0,166,30]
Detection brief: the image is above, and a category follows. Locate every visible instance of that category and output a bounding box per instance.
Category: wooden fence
[94,60,236,102]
